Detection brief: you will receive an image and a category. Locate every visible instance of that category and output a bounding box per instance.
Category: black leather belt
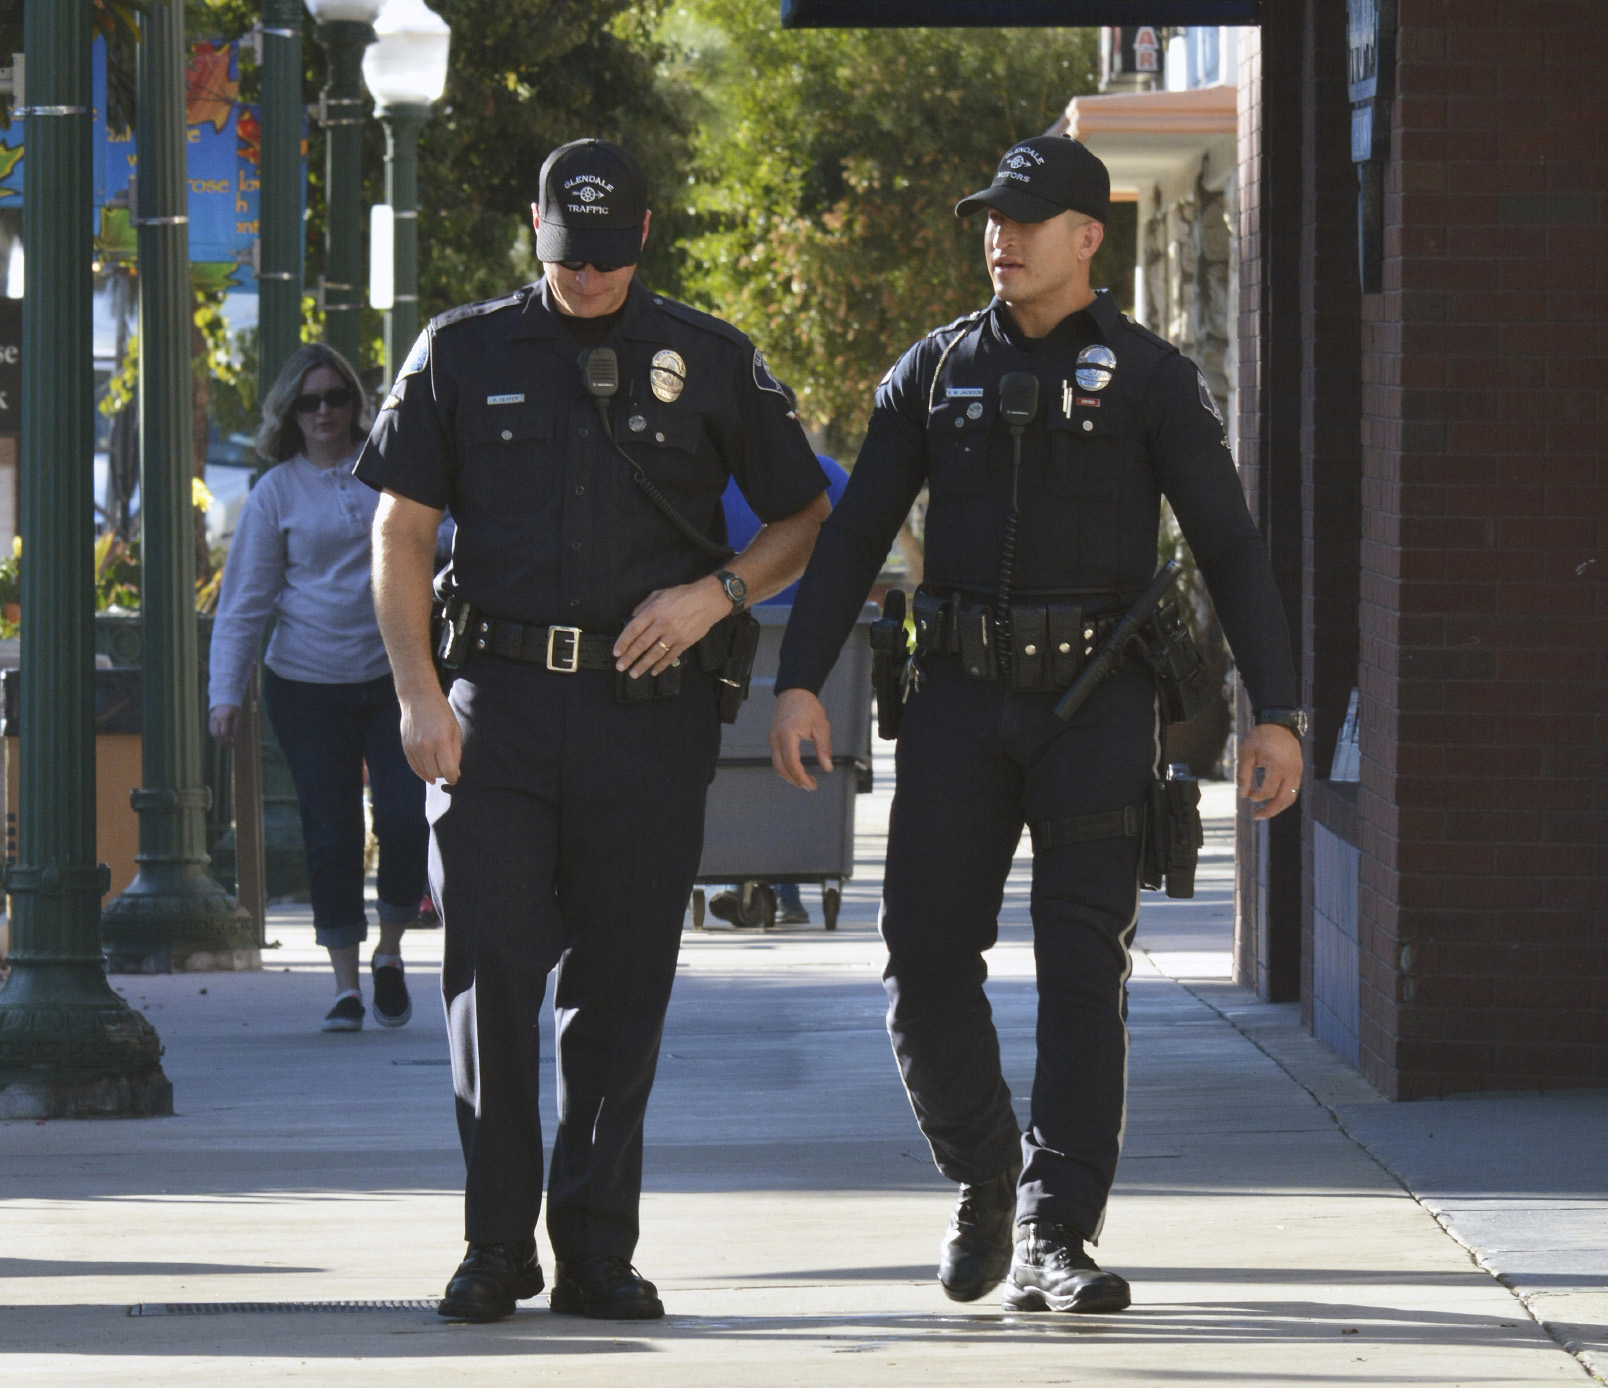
[910,589,1125,693]
[472,616,619,673]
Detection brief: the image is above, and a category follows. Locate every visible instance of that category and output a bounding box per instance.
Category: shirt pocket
[459,400,557,508]
[611,408,717,508]
[1047,404,1124,503]
[925,396,995,498]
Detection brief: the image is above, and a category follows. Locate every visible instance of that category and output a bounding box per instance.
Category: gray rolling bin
[692,602,876,931]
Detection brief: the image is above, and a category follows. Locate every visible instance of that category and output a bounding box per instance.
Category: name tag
[945,386,984,399]
[486,393,525,406]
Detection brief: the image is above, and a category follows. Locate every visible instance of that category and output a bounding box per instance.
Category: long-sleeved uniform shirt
[207,451,393,709]
[775,290,1298,712]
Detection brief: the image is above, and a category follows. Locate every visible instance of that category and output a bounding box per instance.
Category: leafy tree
[669,8,1120,451]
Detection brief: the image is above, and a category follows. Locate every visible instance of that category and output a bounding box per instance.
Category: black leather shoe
[550,1254,665,1320]
[437,1240,544,1322]
[1002,1222,1131,1313]
[938,1166,1019,1302]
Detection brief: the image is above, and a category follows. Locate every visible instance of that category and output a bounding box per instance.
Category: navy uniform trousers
[428,653,721,1260]
[881,655,1158,1242]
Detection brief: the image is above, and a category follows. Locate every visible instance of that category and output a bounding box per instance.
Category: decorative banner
[0,38,301,289]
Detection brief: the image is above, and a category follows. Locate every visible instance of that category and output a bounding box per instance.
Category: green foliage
[671,8,1103,447]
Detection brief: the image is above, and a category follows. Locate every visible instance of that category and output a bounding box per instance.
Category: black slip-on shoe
[371,959,413,1028]
[549,1255,664,1320]
[938,1166,1019,1302]
[321,993,365,1033]
[437,1240,544,1322]
[1002,1222,1131,1314]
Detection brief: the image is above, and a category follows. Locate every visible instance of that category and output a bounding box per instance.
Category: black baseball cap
[955,135,1111,225]
[535,138,648,267]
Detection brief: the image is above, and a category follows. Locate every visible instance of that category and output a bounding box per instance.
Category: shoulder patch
[395,331,430,383]
[648,293,751,349]
[753,348,786,397]
[1197,370,1226,427]
[429,288,526,333]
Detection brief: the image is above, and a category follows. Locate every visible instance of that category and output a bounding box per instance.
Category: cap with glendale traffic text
[535,138,648,268]
[955,135,1111,226]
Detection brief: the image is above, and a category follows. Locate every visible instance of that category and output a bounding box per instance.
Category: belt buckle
[546,625,582,674]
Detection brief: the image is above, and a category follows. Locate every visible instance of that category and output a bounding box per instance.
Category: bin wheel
[822,883,841,931]
[750,882,778,930]
[691,889,705,930]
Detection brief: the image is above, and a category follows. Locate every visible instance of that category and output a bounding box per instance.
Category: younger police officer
[770,137,1304,1313]
[360,139,829,1323]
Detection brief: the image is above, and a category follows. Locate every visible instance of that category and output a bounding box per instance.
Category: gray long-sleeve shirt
[207,453,392,709]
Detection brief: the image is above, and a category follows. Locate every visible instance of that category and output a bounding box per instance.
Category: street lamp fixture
[363,0,450,386]
[306,0,383,368]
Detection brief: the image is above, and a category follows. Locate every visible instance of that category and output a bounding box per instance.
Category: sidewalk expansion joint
[1136,950,1605,1387]
[130,1300,440,1316]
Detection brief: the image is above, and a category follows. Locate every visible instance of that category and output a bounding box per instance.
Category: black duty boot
[938,1167,1019,1302]
[1002,1222,1131,1313]
[550,1254,665,1320]
[437,1239,544,1322]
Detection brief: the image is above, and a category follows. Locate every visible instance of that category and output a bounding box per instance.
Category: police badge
[650,349,687,403]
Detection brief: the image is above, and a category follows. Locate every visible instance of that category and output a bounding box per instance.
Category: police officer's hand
[769,688,835,791]
[209,704,241,747]
[401,687,463,786]
[614,578,730,679]
[1238,723,1303,820]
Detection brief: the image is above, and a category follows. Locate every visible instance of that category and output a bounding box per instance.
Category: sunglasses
[558,259,626,274]
[294,387,354,414]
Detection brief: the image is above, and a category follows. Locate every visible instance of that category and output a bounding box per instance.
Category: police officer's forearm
[1194,536,1299,712]
[372,491,446,703]
[775,517,891,696]
[729,491,832,604]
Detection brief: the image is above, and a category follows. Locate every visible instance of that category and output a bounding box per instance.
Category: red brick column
[1356,0,1608,1097]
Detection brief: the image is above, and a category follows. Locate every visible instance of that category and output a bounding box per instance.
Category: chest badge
[966,401,984,420]
[1074,344,1116,394]
[628,414,647,433]
[651,349,687,403]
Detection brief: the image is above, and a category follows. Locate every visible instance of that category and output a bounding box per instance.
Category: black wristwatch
[1256,706,1309,739]
[714,569,748,614]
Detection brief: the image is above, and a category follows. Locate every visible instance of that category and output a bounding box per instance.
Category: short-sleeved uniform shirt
[775,289,1297,710]
[355,277,828,633]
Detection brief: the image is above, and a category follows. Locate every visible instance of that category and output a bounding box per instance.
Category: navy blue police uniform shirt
[775,288,1298,711]
[355,276,828,633]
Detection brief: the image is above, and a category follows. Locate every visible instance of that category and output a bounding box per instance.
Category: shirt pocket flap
[616,409,702,453]
[926,395,996,439]
[1048,400,1120,440]
[462,400,553,448]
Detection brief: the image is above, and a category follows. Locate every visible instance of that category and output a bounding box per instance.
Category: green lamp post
[0,0,170,1116]
[308,0,380,369]
[100,0,257,974]
[257,0,305,394]
[363,0,450,387]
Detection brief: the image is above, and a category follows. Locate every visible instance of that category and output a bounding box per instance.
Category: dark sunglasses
[294,387,354,414]
[558,259,626,274]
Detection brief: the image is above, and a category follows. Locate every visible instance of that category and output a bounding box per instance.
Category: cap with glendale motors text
[955,135,1111,226]
[535,138,648,269]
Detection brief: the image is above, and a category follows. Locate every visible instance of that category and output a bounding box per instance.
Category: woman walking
[209,343,428,1032]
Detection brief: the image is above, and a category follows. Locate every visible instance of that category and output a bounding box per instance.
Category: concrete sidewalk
[1,768,1602,1385]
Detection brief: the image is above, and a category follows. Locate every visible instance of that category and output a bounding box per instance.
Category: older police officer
[770,137,1304,1313]
[361,139,829,1322]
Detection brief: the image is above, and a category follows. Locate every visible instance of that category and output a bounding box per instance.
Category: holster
[869,589,912,741]
[696,610,760,725]
[1141,763,1203,899]
[954,600,997,682]
[433,593,475,676]
[616,660,682,706]
[1143,599,1217,725]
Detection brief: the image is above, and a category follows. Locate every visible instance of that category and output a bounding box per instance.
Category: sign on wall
[1347,0,1396,293]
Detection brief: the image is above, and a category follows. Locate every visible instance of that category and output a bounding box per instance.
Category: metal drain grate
[130,1300,438,1316]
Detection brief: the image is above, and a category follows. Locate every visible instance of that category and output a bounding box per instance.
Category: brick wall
[1354,0,1608,1097]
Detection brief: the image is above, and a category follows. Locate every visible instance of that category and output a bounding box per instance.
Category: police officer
[769,136,1304,1313]
[359,138,830,1323]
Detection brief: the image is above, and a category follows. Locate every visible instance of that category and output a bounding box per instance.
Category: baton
[1053,559,1183,723]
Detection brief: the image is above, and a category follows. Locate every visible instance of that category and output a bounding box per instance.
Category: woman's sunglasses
[558,260,625,274]
[294,387,354,414]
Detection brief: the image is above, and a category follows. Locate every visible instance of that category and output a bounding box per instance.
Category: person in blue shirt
[710,387,849,927]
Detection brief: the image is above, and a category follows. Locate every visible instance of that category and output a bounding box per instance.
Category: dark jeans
[262,668,429,950]
[881,656,1158,1243]
[429,654,721,1258]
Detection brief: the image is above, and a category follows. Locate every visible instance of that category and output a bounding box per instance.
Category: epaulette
[429,287,528,333]
[924,307,987,341]
[1116,313,1179,357]
[650,293,750,348]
